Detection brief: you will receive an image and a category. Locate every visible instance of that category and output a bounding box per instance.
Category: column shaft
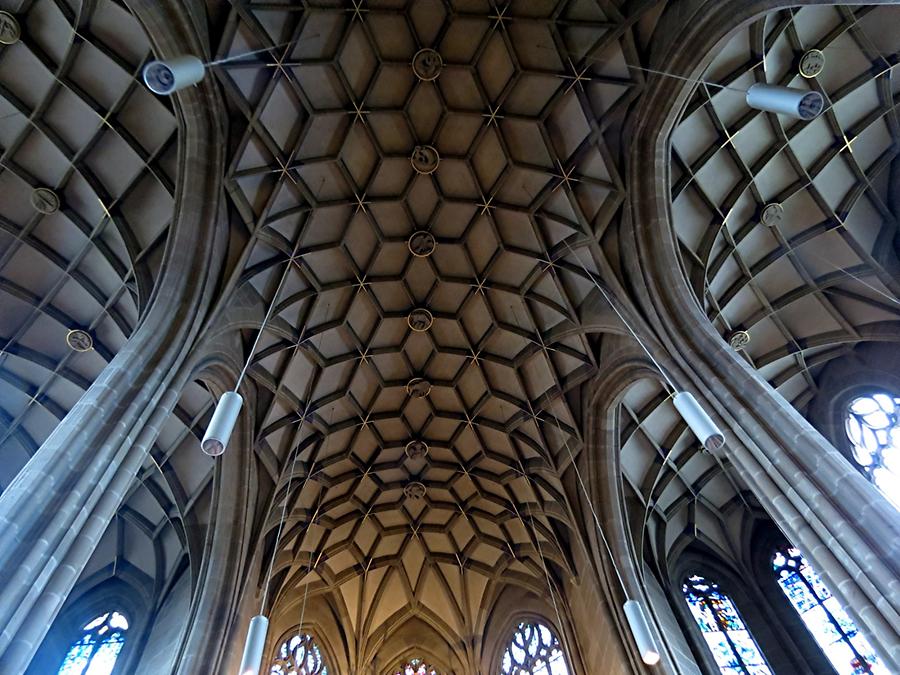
[0,0,224,667]
[627,1,900,667]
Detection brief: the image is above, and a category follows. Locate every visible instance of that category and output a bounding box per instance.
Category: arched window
[270,632,328,674]
[844,392,900,508]
[772,546,887,675]
[395,658,436,675]
[682,574,771,674]
[57,611,129,675]
[500,621,571,674]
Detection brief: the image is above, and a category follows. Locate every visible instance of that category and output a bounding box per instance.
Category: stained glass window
[844,392,900,508]
[394,658,436,675]
[772,546,887,675]
[56,611,129,675]
[500,621,570,674]
[270,632,328,675]
[682,574,771,675]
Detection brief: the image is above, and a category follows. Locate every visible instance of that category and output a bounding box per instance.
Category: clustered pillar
[0,0,225,668]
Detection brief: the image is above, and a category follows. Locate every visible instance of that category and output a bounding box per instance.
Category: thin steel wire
[235,237,304,392]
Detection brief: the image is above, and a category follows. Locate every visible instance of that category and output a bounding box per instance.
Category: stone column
[579,325,706,675]
[0,1,225,670]
[172,380,256,675]
[626,0,900,669]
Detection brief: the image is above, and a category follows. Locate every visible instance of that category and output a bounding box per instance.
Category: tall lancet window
[395,658,437,675]
[500,621,571,674]
[772,546,886,675]
[844,392,900,508]
[682,574,771,674]
[57,611,129,675]
[270,632,328,674]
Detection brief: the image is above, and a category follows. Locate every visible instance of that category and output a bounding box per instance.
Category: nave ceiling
[210,0,651,657]
[0,0,899,671]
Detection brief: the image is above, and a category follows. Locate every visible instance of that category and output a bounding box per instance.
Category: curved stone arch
[260,586,356,673]
[483,598,581,675]
[266,620,343,675]
[373,621,458,675]
[806,342,900,467]
[626,0,900,668]
[584,346,696,674]
[670,540,814,675]
[25,573,152,675]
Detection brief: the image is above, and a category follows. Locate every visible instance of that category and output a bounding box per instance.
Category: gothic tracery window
[395,658,436,675]
[56,611,129,675]
[270,632,328,675]
[844,392,900,508]
[681,574,771,675]
[500,621,571,674]
[772,546,887,675]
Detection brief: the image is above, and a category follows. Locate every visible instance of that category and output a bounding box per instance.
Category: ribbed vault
[210,0,654,660]
[0,0,213,615]
[624,2,900,571]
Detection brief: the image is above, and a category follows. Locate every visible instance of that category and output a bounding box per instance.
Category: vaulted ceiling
[625,2,900,572]
[211,0,652,656]
[2,0,899,670]
[0,0,212,614]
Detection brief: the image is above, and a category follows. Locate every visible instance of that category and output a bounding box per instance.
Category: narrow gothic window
[57,611,129,675]
[395,658,436,675]
[844,392,900,508]
[772,547,887,675]
[270,632,328,674]
[682,574,771,674]
[500,621,571,674]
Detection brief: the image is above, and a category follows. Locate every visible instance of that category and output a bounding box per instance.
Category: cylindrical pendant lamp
[238,614,269,675]
[624,600,661,666]
[746,83,824,120]
[143,55,205,95]
[673,391,725,451]
[201,391,243,456]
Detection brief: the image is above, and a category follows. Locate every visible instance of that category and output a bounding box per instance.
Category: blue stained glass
[772,547,888,675]
[683,575,772,675]
[57,612,128,675]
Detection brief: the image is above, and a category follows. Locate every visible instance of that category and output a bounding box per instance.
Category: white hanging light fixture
[559,239,726,452]
[625,64,825,122]
[143,37,317,96]
[623,600,661,665]
[201,240,303,457]
[142,56,205,95]
[238,614,269,675]
[672,391,725,451]
[201,391,243,456]
[508,311,670,669]
[745,83,824,120]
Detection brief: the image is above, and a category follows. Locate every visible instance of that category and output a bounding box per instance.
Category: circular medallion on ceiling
[408,230,436,257]
[412,48,443,81]
[798,49,825,78]
[405,440,429,460]
[728,330,751,351]
[407,308,433,332]
[31,187,60,214]
[0,11,20,45]
[410,145,440,175]
[403,481,427,500]
[66,329,94,352]
[760,202,784,227]
[406,377,432,398]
